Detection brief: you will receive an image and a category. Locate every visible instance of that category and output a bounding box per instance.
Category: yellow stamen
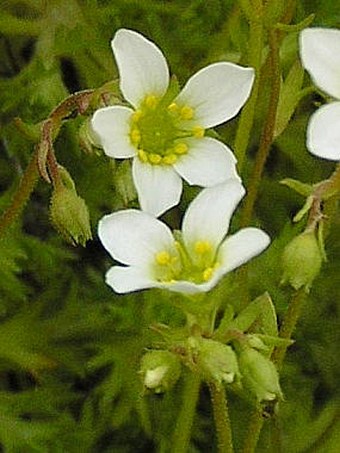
[138,149,148,163]
[130,128,141,146]
[149,153,162,164]
[180,105,194,120]
[192,126,205,138]
[131,110,143,122]
[167,102,178,113]
[174,143,188,155]
[145,95,158,109]
[156,251,171,265]
[203,267,214,281]
[194,240,212,255]
[162,154,177,165]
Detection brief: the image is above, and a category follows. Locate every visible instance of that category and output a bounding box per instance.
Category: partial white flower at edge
[92,28,255,217]
[300,28,340,161]
[98,180,270,295]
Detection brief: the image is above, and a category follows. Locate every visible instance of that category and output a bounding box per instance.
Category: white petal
[112,28,170,107]
[306,102,340,161]
[300,28,340,99]
[98,210,175,267]
[105,266,157,293]
[91,106,136,158]
[182,180,246,254]
[132,158,182,217]
[218,228,270,273]
[174,137,239,186]
[174,62,254,128]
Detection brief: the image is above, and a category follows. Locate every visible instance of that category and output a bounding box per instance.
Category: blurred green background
[0,1,339,451]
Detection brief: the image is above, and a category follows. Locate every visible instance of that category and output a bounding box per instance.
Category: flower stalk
[209,381,234,453]
[0,147,39,237]
[171,371,201,453]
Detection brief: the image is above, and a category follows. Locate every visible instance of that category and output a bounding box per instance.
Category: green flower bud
[140,350,181,393]
[194,338,239,384]
[50,185,92,246]
[239,348,282,402]
[281,231,322,291]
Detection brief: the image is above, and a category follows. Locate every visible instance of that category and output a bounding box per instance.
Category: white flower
[92,28,255,216]
[300,28,340,160]
[98,180,270,295]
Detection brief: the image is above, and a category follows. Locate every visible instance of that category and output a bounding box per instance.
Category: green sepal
[280,178,313,197]
[251,333,294,349]
[293,196,314,222]
[215,292,278,341]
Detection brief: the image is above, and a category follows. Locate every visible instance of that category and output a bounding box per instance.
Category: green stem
[171,371,201,453]
[240,28,281,228]
[209,381,234,453]
[234,1,264,171]
[241,407,263,453]
[0,149,39,237]
[271,288,307,369]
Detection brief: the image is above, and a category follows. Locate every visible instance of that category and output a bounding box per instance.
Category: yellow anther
[180,105,194,120]
[131,110,143,122]
[174,143,188,155]
[138,149,149,163]
[130,128,141,146]
[192,126,205,138]
[203,267,214,282]
[162,154,177,165]
[156,251,171,265]
[194,240,212,255]
[145,95,158,109]
[167,102,179,113]
[149,153,162,164]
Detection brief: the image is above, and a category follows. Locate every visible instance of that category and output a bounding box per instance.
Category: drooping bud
[140,350,181,393]
[50,182,92,246]
[239,347,282,402]
[193,338,239,384]
[281,231,322,291]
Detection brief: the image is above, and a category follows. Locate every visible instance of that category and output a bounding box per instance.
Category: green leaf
[274,60,305,138]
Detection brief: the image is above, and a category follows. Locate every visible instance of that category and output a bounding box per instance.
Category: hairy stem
[0,149,39,237]
[242,407,263,453]
[171,371,201,453]
[209,381,234,453]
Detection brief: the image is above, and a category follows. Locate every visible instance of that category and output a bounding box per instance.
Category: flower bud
[140,350,181,393]
[239,348,282,402]
[195,338,239,384]
[281,231,322,291]
[50,185,92,246]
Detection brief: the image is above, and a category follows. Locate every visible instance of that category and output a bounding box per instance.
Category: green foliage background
[0,1,339,451]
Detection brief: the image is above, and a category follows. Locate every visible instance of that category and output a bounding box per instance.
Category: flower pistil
[129,94,205,166]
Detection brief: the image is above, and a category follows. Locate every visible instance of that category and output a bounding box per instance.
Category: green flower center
[129,95,205,165]
[153,236,220,285]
